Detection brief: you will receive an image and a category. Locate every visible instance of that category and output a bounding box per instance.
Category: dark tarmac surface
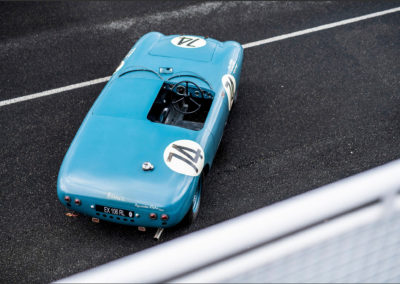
[1,1,399,283]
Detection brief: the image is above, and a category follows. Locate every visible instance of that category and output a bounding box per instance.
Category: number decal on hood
[171,36,207,48]
[164,140,205,176]
[222,74,236,111]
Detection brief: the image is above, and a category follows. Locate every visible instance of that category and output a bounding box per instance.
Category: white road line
[1,6,399,108]
[241,6,400,48]
[0,76,111,107]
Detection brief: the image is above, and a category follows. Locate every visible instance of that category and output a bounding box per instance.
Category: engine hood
[58,115,201,209]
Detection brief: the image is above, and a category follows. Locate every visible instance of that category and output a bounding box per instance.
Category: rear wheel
[182,172,203,225]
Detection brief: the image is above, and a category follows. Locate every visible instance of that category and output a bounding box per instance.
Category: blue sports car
[57,32,243,232]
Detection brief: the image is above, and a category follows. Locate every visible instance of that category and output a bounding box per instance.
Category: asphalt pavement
[1,1,399,283]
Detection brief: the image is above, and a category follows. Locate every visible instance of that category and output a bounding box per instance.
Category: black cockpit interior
[147,80,214,131]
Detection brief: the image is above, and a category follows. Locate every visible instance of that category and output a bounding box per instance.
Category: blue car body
[57,32,243,228]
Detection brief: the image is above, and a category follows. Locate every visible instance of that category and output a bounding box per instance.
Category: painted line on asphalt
[0,76,111,107]
[241,6,400,48]
[1,6,399,108]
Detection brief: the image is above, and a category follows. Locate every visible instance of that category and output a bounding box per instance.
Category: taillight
[64,196,71,203]
[149,213,157,220]
[161,214,169,221]
[74,198,81,205]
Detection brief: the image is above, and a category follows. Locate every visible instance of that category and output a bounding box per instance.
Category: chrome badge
[142,162,154,171]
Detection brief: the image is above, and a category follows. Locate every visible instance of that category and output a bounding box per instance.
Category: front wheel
[182,173,203,225]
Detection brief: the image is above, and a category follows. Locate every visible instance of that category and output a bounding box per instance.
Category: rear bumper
[57,176,199,228]
[57,193,185,228]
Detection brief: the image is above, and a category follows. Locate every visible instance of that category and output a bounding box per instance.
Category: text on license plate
[95,205,134,218]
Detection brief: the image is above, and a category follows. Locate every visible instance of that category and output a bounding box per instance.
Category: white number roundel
[163,140,205,176]
[222,74,236,111]
[171,36,207,48]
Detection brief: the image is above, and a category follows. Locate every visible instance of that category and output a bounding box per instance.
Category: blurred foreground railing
[57,159,400,283]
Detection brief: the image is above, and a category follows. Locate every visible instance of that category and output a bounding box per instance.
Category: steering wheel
[171,80,204,114]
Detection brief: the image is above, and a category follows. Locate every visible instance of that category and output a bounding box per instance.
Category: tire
[182,172,203,226]
[233,90,238,104]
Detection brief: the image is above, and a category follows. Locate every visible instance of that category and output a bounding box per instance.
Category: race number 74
[167,144,203,173]
[164,140,205,176]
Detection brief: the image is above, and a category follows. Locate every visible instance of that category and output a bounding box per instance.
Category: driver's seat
[159,107,170,123]
[163,104,186,125]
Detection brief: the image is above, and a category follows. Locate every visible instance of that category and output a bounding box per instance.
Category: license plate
[96,205,134,218]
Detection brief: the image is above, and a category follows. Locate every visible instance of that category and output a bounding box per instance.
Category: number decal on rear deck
[171,36,207,48]
[164,140,205,176]
[222,74,236,111]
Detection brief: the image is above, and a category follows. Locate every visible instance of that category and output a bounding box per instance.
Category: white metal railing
[57,159,400,283]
